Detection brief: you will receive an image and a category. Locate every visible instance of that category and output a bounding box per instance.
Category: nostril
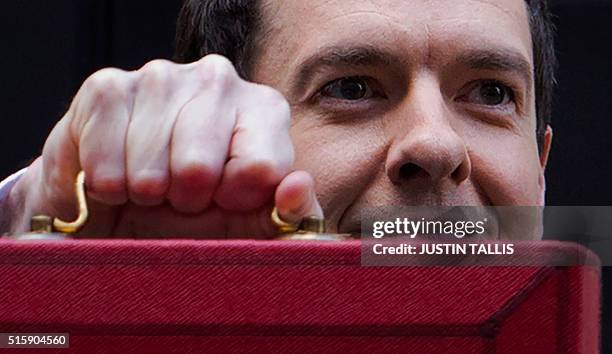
[450,159,471,183]
[451,167,463,181]
[398,163,424,180]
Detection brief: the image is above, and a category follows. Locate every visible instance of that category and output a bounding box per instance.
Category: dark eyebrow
[457,49,533,88]
[291,45,395,98]
[290,46,533,99]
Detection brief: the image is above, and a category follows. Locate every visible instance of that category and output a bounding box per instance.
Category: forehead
[257,0,533,77]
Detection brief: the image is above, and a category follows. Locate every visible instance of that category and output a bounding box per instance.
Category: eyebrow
[291,45,396,97]
[290,45,533,98]
[456,49,533,88]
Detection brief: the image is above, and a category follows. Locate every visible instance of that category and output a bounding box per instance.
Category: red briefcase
[0,240,600,353]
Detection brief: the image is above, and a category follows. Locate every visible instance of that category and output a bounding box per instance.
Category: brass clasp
[271,207,351,241]
[17,171,89,239]
[11,172,351,241]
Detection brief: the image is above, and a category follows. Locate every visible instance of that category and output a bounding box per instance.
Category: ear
[537,126,553,205]
[539,125,553,169]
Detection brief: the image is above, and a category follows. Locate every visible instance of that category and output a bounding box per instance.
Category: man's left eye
[320,77,374,100]
[461,81,515,106]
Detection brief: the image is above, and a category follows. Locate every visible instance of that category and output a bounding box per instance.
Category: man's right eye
[320,76,374,101]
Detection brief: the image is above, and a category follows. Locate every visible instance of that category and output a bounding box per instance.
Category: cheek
[469,135,543,206]
[290,120,385,218]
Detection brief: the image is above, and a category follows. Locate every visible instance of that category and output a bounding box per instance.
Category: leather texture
[0,240,600,353]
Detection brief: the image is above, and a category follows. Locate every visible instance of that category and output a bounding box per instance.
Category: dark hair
[526,0,557,149]
[174,0,556,150]
[174,0,261,77]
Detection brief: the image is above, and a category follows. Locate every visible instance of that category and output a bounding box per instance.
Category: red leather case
[0,240,600,353]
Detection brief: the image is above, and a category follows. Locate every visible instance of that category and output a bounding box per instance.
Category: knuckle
[199,54,238,89]
[88,173,126,197]
[173,160,220,188]
[129,170,169,201]
[139,59,173,85]
[168,159,220,213]
[238,158,286,185]
[83,68,129,109]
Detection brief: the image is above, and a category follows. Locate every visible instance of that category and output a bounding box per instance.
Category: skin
[253,0,553,235]
[8,56,323,237]
[6,0,552,239]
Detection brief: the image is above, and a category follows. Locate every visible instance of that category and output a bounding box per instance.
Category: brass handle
[30,171,89,234]
[271,207,351,241]
[25,173,349,240]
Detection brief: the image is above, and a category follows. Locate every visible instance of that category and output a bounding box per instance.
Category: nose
[386,82,471,185]
[386,125,471,184]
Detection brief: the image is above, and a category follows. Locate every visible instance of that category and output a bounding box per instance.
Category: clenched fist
[7,55,322,238]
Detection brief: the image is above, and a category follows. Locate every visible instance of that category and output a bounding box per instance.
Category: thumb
[274,170,323,228]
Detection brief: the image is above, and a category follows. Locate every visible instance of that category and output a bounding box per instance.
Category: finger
[214,84,294,211]
[39,117,81,220]
[168,55,242,213]
[168,92,236,214]
[76,68,132,205]
[274,170,323,225]
[39,68,131,218]
[126,60,178,206]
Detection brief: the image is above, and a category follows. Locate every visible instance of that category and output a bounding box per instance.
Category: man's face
[251,0,551,233]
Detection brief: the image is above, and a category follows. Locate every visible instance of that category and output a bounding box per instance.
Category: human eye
[320,76,374,100]
[456,80,517,109]
[316,76,387,105]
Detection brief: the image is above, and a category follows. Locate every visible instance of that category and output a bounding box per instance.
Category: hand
[8,55,323,238]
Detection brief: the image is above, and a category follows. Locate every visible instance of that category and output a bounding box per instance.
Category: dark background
[1,0,611,349]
